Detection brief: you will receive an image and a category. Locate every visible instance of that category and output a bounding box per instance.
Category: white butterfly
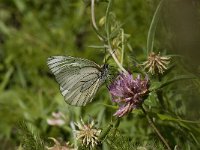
[47,56,108,106]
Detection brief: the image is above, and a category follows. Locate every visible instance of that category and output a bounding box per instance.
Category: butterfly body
[47,56,108,106]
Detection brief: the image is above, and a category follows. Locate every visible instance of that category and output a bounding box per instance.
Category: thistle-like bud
[143,52,171,75]
[99,16,106,27]
[74,119,101,149]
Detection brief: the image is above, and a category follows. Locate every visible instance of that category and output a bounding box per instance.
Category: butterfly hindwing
[47,56,106,106]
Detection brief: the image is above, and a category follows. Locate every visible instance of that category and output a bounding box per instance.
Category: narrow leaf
[150,75,197,91]
[157,114,200,124]
[0,67,14,92]
[146,0,164,55]
[159,75,197,89]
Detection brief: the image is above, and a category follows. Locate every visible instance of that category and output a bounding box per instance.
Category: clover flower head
[74,119,101,148]
[143,52,171,75]
[109,73,149,117]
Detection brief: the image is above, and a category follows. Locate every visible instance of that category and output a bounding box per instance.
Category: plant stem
[156,89,165,109]
[157,74,166,109]
[98,123,113,141]
[107,46,128,73]
[104,0,127,73]
[120,28,124,65]
[98,118,120,141]
[91,0,106,41]
[141,106,171,150]
[91,0,98,30]
[113,117,120,136]
[90,0,127,73]
[70,121,78,149]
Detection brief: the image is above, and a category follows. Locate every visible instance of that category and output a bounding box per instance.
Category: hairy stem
[141,106,171,150]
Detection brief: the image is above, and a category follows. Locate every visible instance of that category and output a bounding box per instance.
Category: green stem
[156,74,166,109]
[0,67,14,92]
[105,0,127,73]
[156,89,165,109]
[141,106,171,150]
[98,123,113,141]
[113,118,121,136]
[98,118,120,141]
[90,0,127,73]
[120,29,125,65]
[107,45,127,73]
[91,0,106,41]
[91,0,98,30]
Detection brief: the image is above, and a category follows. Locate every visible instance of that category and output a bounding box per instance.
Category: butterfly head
[101,64,109,79]
[103,64,109,70]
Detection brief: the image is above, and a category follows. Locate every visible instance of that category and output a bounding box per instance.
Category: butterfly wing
[47,56,105,106]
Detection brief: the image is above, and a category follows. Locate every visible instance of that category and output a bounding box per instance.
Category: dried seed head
[143,52,171,75]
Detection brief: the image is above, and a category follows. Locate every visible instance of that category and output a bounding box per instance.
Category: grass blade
[146,0,164,55]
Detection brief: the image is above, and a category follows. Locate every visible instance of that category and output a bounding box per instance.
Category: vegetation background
[0,0,200,149]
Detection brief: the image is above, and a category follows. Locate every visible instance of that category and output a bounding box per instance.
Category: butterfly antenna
[105,48,117,64]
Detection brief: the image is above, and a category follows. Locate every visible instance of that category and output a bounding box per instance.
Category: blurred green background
[0,0,200,149]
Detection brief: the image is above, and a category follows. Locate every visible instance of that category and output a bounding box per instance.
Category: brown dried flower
[46,137,75,150]
[143,52,171,75]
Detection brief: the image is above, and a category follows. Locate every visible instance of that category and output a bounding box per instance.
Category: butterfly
[47,56,108,106]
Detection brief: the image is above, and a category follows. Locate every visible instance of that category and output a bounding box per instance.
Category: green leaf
[149,81,161,91]
[13,0,26,12]
[157,113,200,145]
[159,75,197,89]
[88,45,107,49]
[146,0,164,55]
[0,67,14,92]
[0,21,10,35]
[150,75,197,91]
[157,114,200,124]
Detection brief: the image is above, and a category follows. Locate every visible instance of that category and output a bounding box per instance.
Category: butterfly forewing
[47,56,107,106]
